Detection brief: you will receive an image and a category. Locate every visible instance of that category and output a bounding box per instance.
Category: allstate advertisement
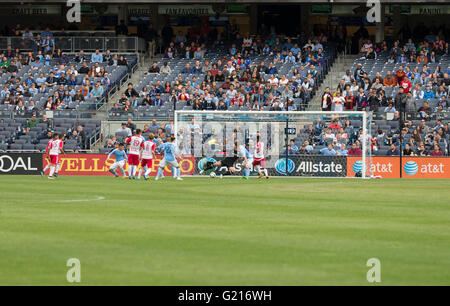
[195,156,347,177]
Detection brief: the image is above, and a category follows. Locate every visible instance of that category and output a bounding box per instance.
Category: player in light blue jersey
[155,136,183,181]
[239,140,253,179]
[107,143,128,178]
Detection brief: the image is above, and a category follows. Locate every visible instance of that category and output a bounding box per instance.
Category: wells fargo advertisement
[43,154,195,176]
[347,157,450,179]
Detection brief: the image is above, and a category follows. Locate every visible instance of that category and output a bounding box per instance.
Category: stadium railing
[0,36,146,53]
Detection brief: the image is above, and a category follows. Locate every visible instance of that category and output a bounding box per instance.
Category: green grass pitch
[0,176,449,285]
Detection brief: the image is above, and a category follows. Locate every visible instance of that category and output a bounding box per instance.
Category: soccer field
[0,176,449,285]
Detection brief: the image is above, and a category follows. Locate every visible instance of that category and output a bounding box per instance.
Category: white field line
[60,196,105,203]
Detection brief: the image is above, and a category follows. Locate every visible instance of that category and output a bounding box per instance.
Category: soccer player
[155,136,183,181]
[253,135,269,179]
[46,133,65,180]
[138,134,156,181]
[125,129,144,179]
[107,143,128,178]
[41,133,65,177]
[239,140,253,179]
[200,141,240,178]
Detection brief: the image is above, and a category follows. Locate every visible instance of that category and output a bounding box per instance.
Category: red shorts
[252,158,266,168]
[49,155,59,165]
[128,154,140,166]
[141,158,153,168]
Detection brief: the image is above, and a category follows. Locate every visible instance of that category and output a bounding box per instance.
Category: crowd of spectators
[0,25,134,114]
[281,116,449,157]
[320,36,449,114]
[111,32,332,114]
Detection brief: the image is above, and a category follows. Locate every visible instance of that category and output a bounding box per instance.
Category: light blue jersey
[108,149,128,162]
[239,145,253,160]
[159,142,177,162]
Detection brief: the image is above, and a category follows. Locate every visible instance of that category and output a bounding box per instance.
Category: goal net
[174,111,372,178]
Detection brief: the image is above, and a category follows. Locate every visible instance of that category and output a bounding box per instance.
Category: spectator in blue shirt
[320,144,337,156]
[91,50,103,63]
[153,94,163,106]
[283,38,293,51]
[181,63,192,74]
[265,62,277,75]
[423,86,435,99]
[336,144,348,156]
[42,35,55,54]
[90,84,103,102]
[285,51,296,63]
[290,43,301,56]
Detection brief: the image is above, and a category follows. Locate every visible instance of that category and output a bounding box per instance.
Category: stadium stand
[317,38,449,156]
[108,38,337,119]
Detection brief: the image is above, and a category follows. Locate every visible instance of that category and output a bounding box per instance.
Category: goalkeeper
[200,141,239,177]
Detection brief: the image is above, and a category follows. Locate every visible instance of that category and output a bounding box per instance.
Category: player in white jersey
[138,134,156,181]
[253,135,269,179]
[42,133,65,177]
[125,129,144,179]
[46,134,65,179]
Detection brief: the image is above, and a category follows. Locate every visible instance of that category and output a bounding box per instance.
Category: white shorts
[110,160,125,170]
[159,159,179,168]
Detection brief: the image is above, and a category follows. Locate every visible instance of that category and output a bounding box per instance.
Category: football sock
[119,168,126,176]
[256,165,262,175]
[144,167,152,177]
[128,166,133,178]
[156,167,164,179]
[177,167,181,178]
[49,166,55,177]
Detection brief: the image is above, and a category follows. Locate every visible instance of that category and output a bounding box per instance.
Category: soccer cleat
[122,176,127,179]
[137,177,140,181]
[48,176,54,180]
[40,171,44,177]
[258,173,264,179]
[199,169,205,175]
[177,177,183,181]
[265,176,270,180]
[219,174,223,179]
[143,175,148,181]
[242,176,249,180]
[54,174,58,178]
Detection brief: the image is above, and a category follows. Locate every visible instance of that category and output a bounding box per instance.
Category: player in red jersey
[253,134,269,179]
[46,133,65,179]
[138,134,156,181]
[125,129,144,179]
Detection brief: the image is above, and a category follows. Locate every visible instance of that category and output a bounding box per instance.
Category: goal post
[174,111,372,178]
